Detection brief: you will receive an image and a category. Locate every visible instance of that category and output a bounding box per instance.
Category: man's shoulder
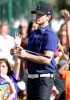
[45,29,58,38]
[46,28,56,35]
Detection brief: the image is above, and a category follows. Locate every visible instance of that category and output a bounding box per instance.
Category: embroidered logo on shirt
[43,29,45,32]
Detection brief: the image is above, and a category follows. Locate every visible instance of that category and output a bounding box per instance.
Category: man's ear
[47,15,52,21]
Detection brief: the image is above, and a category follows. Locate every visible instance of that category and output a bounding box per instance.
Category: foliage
[0,0,70,23]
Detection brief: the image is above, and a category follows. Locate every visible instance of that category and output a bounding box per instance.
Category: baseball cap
[31,4,53,15]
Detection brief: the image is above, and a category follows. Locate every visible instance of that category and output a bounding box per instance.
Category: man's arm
[18,49,54,65]
[58,59,70,75]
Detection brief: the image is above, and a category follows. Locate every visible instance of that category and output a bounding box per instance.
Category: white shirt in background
[0,35,15,65]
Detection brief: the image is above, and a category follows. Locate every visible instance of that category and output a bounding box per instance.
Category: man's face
[36,13,47,25]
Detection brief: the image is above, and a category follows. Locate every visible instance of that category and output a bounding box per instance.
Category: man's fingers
[10,48,18,56]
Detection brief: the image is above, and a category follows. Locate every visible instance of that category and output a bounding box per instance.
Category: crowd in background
[0,8,70,100]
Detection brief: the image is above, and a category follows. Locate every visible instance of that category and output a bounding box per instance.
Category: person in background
[54,10,69,100]
[54,42,69,65]
[17,4,59,100]
[28,21,39,37]
[58,59,70,100]
[58,24,68,54]
[54,41,69,100]
[58,9,70,100]
[0,75,16,100]
[0,22,15,65]
[0,52,21,100]
[19,19,28,80]
[17,19,28,100]
[19,19,28,39]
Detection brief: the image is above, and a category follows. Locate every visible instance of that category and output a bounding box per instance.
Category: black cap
[31,4,53,15]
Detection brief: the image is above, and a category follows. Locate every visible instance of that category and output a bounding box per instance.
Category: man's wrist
[25,51,29,59]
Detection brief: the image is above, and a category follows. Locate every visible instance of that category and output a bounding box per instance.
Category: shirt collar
[39,25,50,33]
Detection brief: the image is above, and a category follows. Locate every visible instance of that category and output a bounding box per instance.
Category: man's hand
[14,33,22,47]
[18,49,27,60]
[61,9,70,22]
[10,48,18,56]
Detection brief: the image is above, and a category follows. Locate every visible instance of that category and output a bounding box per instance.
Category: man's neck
[39,21,49,29]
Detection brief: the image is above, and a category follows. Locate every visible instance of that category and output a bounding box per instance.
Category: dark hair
[0,58,11,75]
[27,21,35,37]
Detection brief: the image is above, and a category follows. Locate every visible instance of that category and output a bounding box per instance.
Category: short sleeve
[9,71,20,82]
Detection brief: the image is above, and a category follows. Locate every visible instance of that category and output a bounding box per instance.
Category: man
[16,4,59,100]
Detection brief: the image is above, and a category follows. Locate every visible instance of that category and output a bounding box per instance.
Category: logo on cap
[48,11,50,14]
[37,5,40,10]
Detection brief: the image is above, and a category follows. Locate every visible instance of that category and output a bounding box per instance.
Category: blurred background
[0,0,70,36]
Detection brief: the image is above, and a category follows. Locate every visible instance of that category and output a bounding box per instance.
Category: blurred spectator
[54,9,70,100]
[28,21,39,37]
[0,54,21,100]
[58,24,68,53]
[58,59,70,100]
[0,75,16,100]
[19,19,28,39]
[17,19,28,100]
[58,9,70,100]
[54,42,69,100]
[0,22,15,65]
[19,19,28,81]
